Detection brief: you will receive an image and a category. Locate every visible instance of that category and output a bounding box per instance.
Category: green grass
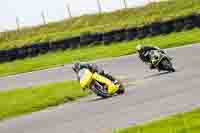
[114,108,200,133]
[0,28,200,77]
[0,80,90,121]
[0,0,200,50]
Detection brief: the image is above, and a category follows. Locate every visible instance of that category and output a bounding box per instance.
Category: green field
[0,0,200,50]
[0,28,200,77]
[115,108,200,133]
[0,81,90,121]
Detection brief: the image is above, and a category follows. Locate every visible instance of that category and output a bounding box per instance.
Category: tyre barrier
[0,13,200,63]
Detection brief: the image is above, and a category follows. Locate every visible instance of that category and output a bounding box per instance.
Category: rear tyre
[90,81,110,98]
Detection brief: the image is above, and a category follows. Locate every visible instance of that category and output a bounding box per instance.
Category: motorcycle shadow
[88,97,106,102]
[87,94,119,103]
[144,71,171,79]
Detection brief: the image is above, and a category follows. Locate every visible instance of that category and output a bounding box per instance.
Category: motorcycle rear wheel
[90,81,111,98]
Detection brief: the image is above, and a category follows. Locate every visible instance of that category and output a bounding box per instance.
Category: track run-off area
[0,44,199,133]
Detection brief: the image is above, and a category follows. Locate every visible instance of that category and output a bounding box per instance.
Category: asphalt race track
[0,44,199,133]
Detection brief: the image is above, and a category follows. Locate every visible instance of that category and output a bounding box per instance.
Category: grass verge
[114,108,200,133]
[1,0,200,50]
[0,28,200,77]
[0,80,90,121]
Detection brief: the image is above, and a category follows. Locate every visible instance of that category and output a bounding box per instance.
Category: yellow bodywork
[79,69,93,88]
[92,73,119,94]
[79,69,119,94]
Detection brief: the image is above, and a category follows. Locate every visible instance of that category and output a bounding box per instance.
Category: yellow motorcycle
[77,68,125,98]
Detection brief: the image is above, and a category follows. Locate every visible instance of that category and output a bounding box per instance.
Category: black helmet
[72,62,81,73]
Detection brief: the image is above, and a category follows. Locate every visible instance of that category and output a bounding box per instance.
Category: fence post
[41,11,47,25]
[148,0,151,3]
[67,4,72,18]
[97,0,102,14]
[123,0,128,9]
[16,16,20,32]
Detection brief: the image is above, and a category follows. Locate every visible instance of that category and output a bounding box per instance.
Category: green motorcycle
[149,50,175,72]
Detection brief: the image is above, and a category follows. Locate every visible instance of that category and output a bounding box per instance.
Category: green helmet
[136,44,143,52]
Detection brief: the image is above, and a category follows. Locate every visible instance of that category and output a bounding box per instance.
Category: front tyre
[160,58,175,72]
[170,67,176,72]
[116,84,125,95]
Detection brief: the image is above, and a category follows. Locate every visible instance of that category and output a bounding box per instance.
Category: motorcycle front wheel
[115,82,125,95]
[160,58,175,72]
